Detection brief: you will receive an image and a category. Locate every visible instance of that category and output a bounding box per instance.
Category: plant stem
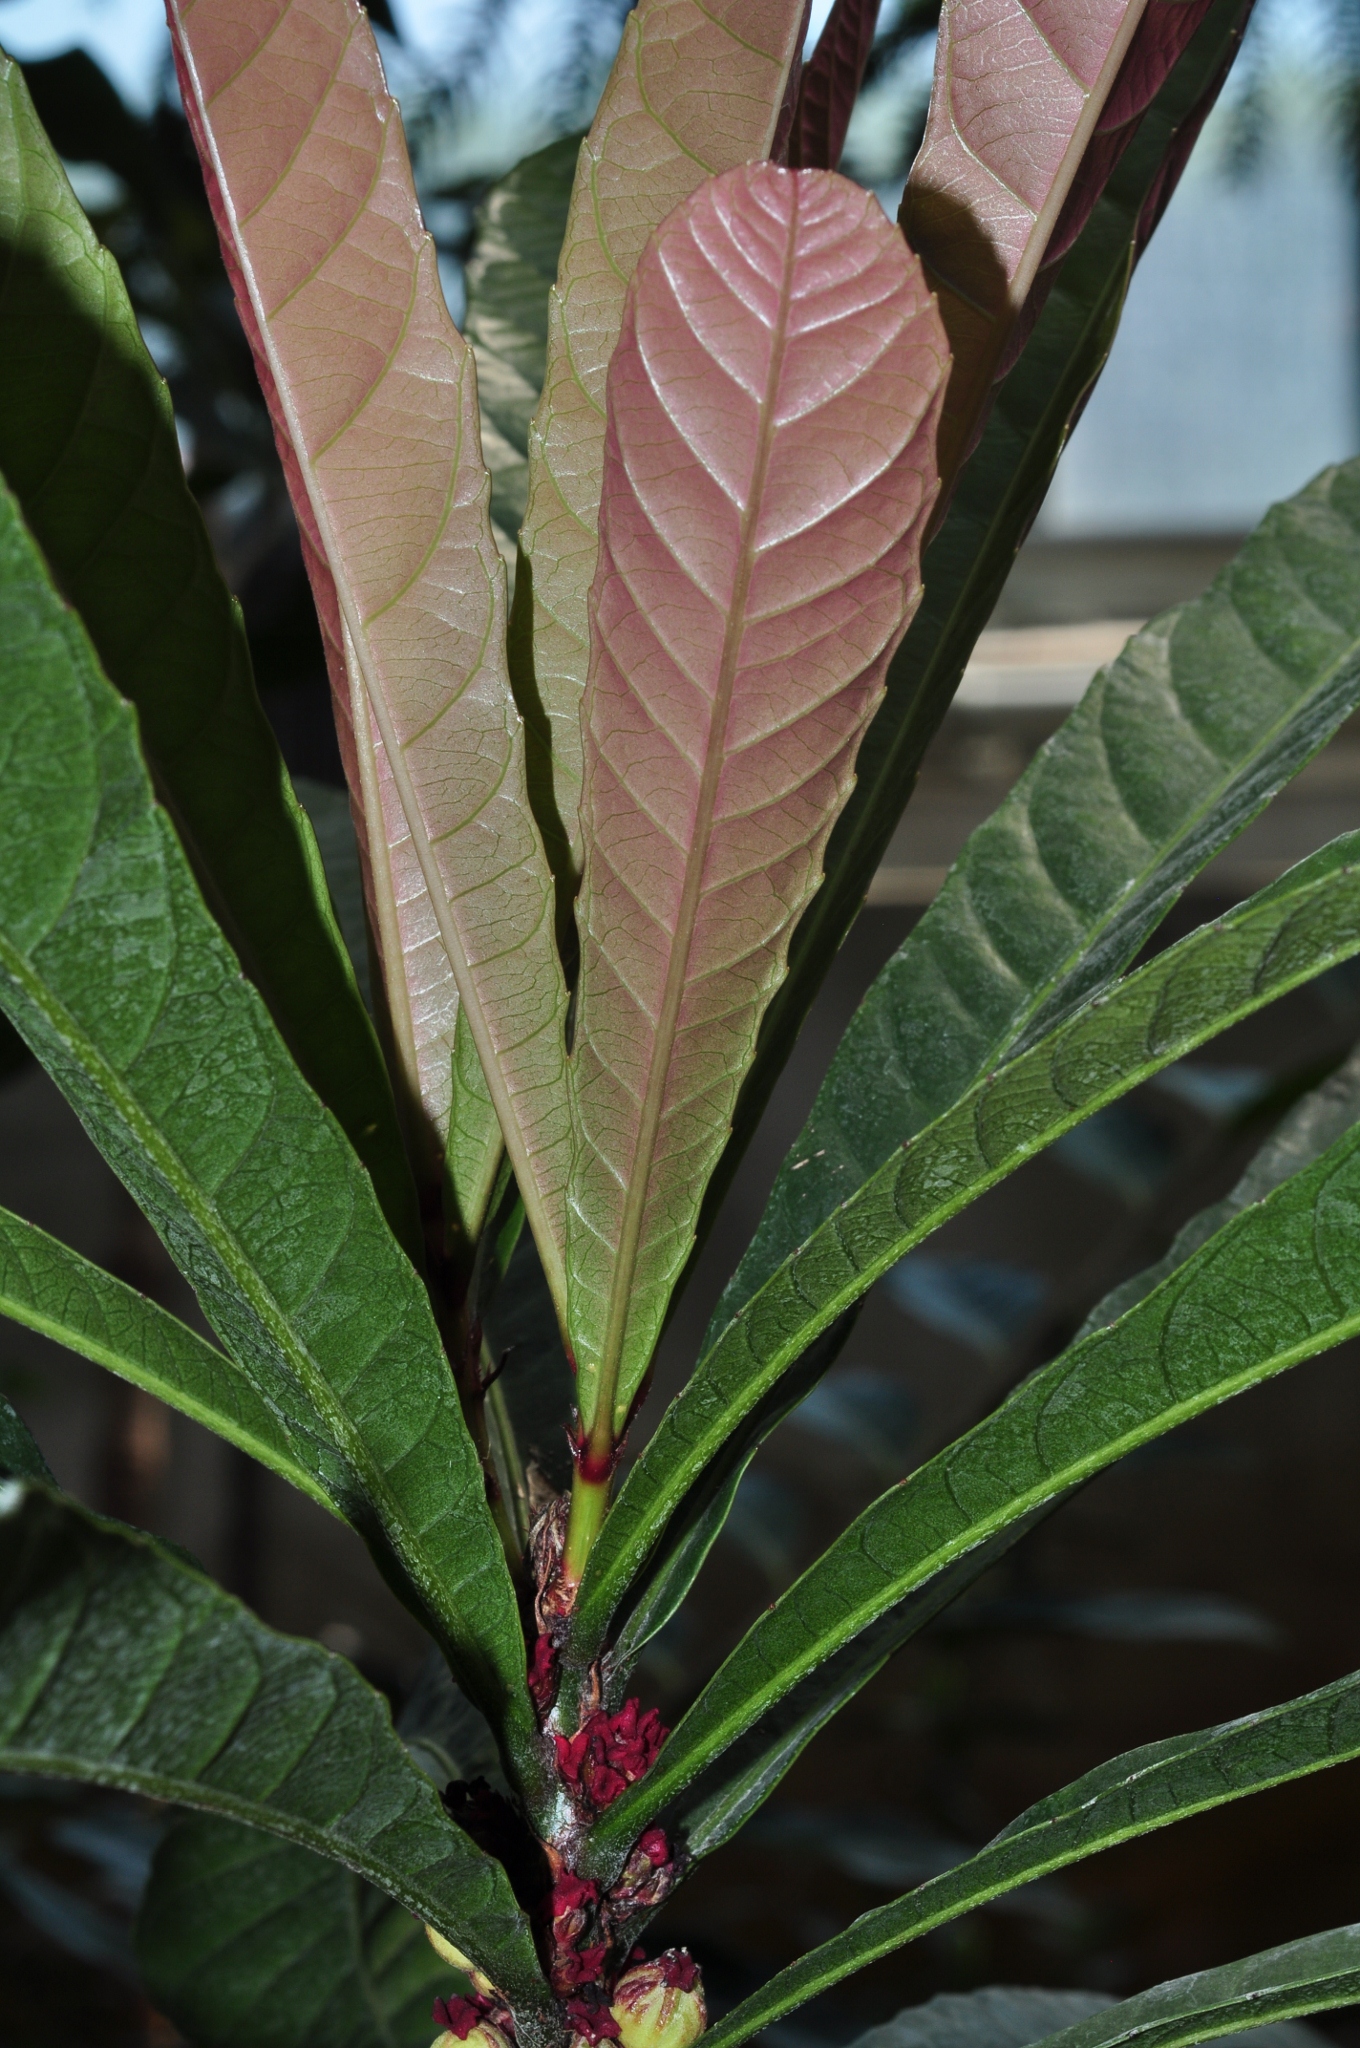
[563,1463,612,1587]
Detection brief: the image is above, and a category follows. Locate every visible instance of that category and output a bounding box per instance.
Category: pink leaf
[566,166,948,1441]
[901,0,1153,482]
[168,0,570,1283]
[788,0,884,172]
[513,0,809,895]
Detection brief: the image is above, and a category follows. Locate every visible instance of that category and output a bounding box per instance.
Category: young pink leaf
[567,165,948,1448]
[901,0,1153,481]
[168,0,570,1284]
[512,0,809,897]
[788,0,883,172]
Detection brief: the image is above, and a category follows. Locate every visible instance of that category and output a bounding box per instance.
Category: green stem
[563,1464,612,1588]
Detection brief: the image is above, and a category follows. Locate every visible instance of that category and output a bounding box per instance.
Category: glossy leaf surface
[699,1666,1360,2045]
[576,833,1360,1663]
[465,133,578,552]
[789,0,885,171]
[706,0,1253,1253]
[718,453,1360,1336]
[0,51,417,1258]
[587,950,1360,1858]
[0,1203,337,1514]
[567,164,947,1441]
[168,0,570,1278]
[138,1815,454,2048]
[0,1484,548,2012]
[0,479,535,1773]
[512,0,808,888]
[902,0,1151,475]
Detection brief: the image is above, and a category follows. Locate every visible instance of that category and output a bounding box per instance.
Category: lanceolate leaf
[0,479,537,1781]
[789,0,884,172]
[1078,1040,1360,1338]
[511,0,809,892]
[0,51,418,1261]
[901,0,1215,482]
[0,1204,339,1515]
[138,1816,454,2048]
[702,0,1253,1258]
[168,0,570,1283]
[464,134,579,552]
[689,1668,1360,2046]
[582,883,1360,1857]
[0,1485,549,2017]
[718,452,1360,1336]
[573,833,1360,1665]
[567,165,947,1445]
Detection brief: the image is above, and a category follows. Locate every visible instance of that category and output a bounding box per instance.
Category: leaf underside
[566,164,948,1438]
[511,0,809,891]
[168,0,570,1283]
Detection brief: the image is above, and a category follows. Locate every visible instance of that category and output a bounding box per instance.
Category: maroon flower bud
[566,1991,624,2044]
[432,1995,513,2048]
[608,1828,677,1918]
[608,1951,706,2048]
[553,1701,668,1814]
[528,1633,558,1715]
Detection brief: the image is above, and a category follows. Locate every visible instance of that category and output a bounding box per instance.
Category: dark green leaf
[293,778,372,1015]
[0,1483,549,2015]
[0,1202,337,1512]
[847,1989,1116,2048]
[719,451,1360,1333]
[0,52,419,1261]
[697,0,1258,1275]
[1077,1039,1360,1337]
[0,1391,50,1482]
[0,478,538,1784]
[587,1073,1360,1867]
[1022,1926,1360,2048]
[464,134,579,546]
[137,1815,455,2048]
[576,833,1360,1671]
[698,1667,1360,2047]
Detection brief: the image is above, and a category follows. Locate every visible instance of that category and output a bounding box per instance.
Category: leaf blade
[168,0,571,1278]
[0,475,537,1780]
[575,833,1360,1664]
[512,0,809,888]
[0,1484,548,2015]
[718,452,1360,1338]
[137,1816,455,2048]
[567,164,948,1441]
[581,849,1360,1851]
[0,48,420,1261]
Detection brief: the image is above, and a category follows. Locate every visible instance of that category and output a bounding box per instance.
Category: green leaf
[0,1202,339,1513]
[585,1052,1360,1867]
[697,1666,1360,2048]
[1077,1038,1360,1338]
[846,1989,1119,2048]
[700,0,1259,1264]
[575,832,1360,1670]
[137,1815,455,2048]
[0,1392,51,1482]
[1021,1929,1360,2048]
[0,49,419,1263]
[718,449,1360,1335]
[464,133,579,550]
[0,1483,549,2016]
[293,779,372,1015]
[0,477,538,1784]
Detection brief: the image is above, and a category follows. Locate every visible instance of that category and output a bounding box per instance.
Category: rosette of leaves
[6,2,1360,2046]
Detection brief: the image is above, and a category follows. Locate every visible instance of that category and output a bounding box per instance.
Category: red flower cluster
[654,1950,699,1993]
[433,1995,496,2041]
[547,1869,609,1992]
[608,1826,675,1918]
[528,1633,558,1715]
[553,1700,667,1812]
[565,1991,623,2043]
